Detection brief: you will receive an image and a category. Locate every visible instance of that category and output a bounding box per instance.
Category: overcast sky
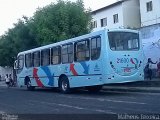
[0,0,117,35]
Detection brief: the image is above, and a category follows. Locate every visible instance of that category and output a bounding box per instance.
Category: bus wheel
[85,85,102,92]
[59,76,70,94]
[27,80,35,91]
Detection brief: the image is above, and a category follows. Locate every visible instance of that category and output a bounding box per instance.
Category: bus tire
[25,78,35,91]
[59,76,70,94]
[85,85,102,92]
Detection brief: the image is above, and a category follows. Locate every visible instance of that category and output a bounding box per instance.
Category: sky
[0,0,117,35]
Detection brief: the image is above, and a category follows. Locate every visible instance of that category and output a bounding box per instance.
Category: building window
[146,1,153,12]
[75,39,90,62]
[62,43,73,64]
[51,46,61,65]
[91,21,97,28]
[101,17,107,27]
[113,14,119,24]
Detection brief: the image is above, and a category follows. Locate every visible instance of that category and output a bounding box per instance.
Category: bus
[14,28,144,93]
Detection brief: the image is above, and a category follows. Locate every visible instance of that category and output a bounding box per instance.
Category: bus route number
[117,58,129,64]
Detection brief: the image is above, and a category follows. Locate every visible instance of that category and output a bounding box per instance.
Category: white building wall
[92,0,141,31]
[123,0,141,28]
[92,4,124,31]
[140,0,160,27]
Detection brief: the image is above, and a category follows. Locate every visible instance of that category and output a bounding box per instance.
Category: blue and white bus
[14,28,144,93]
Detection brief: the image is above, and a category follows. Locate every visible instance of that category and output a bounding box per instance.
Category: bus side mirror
[14,60,18,70]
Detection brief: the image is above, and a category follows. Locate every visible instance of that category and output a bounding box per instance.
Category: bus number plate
[124,68,131,73]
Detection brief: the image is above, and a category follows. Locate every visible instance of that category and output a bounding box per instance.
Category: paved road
[0,86,160,120]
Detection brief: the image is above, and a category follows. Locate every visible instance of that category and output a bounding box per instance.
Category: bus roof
[18,28,138,56]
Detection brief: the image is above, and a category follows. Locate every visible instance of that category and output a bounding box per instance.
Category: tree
[31,0,92,45]
[0,19,37,67]
[0,0,92,67]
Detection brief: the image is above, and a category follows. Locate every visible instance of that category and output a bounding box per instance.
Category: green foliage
[0,19,37,67]
[31,0,91,45]
[0,0,92,67]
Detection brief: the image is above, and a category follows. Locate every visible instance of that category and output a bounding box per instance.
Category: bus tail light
[110,61,116,70]
[139,61,142,68]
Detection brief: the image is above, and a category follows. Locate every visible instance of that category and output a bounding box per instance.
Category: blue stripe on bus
[41,66,54,86]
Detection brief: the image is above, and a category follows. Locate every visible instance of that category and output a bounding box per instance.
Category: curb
[1,81,160,93]
[103,80,160,87]
[102,79,160,93]
[102,86,160,93]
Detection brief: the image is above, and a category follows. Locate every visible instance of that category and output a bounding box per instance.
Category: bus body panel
[17,62,104,88]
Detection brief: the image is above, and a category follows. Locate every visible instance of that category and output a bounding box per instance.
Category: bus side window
[41,49,50,66]
[25,53,32,68]
[62,44,73,64]
[32,51,40,67]
[75,39,90,62]
[91,36,101,60]
[51,46,61,65]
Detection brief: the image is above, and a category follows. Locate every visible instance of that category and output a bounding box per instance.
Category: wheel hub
[62,81,67,91]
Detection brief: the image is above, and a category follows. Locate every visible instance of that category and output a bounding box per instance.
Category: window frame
[25,53,32,68]
[113,14,119,24]
[62,43,73,64]
[32,51,40,67]
[146,1,153,12]
[91,36,101,60]
[101,17,107,27]
[41,49,50,66]
[75,39,90,62]
[91,20,97,29]
[108,32,140,51]
[17,55,24,74]
[51,46,61,65]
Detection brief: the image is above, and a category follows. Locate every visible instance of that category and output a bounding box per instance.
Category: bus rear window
[108,32,139,51]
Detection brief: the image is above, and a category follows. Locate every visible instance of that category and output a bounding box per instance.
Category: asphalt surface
[0,83,160,120]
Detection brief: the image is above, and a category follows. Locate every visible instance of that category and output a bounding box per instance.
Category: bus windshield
[108,32,139,51]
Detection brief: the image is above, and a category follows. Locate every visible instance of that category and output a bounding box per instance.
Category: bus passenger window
[32,51,40,67]
[108,32,139,51]
[91,37,101,60]
[41,49,50,66]
[51,46,61,65]
[25,53,32,68]
[62,44,73,64]
[75,39,90,62]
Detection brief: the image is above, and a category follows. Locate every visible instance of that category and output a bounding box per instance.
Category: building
[140,0,160,27]
[139,0,160,66]
[91,0,160,77]
[91,0,141,31]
